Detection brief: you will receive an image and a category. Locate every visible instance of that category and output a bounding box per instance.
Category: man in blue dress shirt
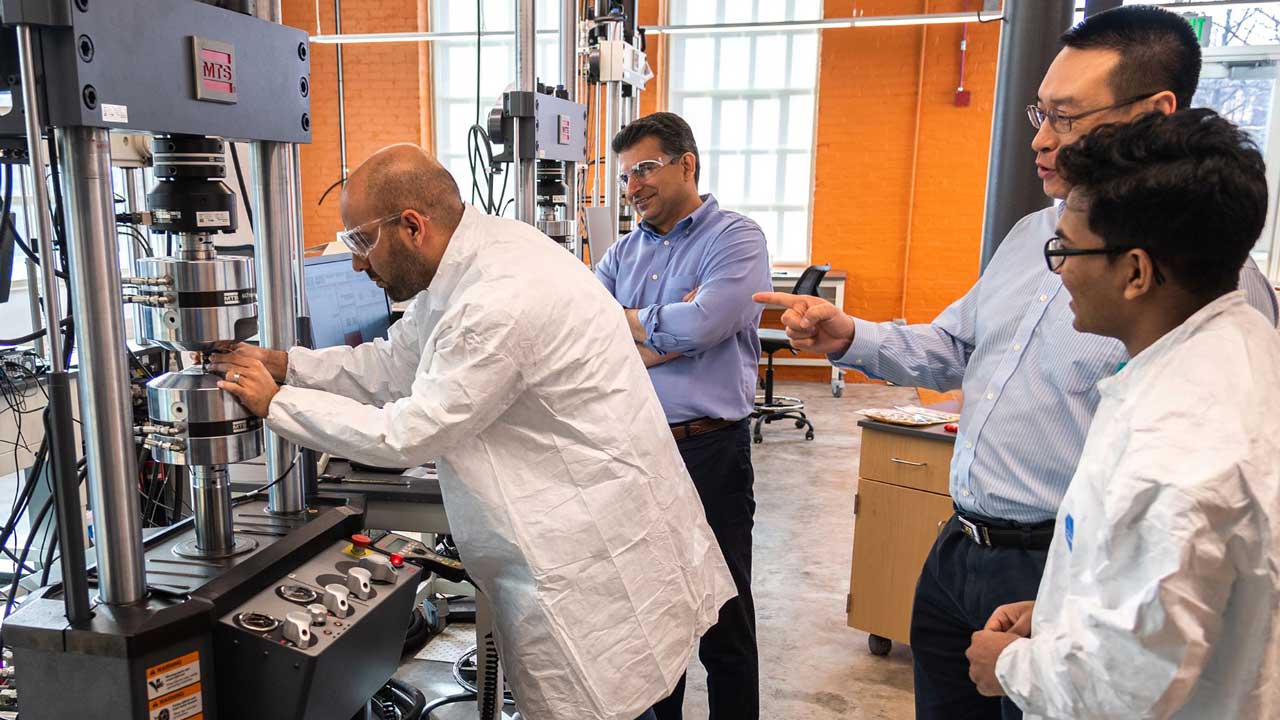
[595,112,772,720]
[757,7,1279,720]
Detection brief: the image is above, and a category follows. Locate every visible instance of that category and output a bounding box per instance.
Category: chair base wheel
[869,634,892,656]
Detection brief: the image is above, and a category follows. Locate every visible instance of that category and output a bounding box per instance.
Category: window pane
[783,153,811,205]
[680,96,714,143]
[787,94,815,148]
[754,35,787,89]
[715,153,746,204]
[780,211,809,263]
[718,37,751,90]
[681,0,716,25]
[759,0,786,23]
[789,33,818,88]
[725,0,753,24]
[720,99,748,149]
[751,98,780,147]
[748,154,778,203]
[792,0,822,21]
[748,210,779,248]
[678,38,716,91]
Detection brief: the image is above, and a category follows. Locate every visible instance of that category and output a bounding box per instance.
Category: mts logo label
[191,37,238,104]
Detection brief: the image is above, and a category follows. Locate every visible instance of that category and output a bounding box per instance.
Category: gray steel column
[334,0,349,178]
[122,168,148,344]
[602,21,624,241]
[978,0,1075,270]
[19,165,44,359]
[562,0,580,257]
[189,465,234,553]
[57,127,147,605]
[1084,0,1122,17]
[252,0,305,514]
[515,0,537,224]
[251,141,304,514]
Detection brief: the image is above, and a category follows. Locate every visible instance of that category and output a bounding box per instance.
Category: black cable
[248,453,300,496]
[229,143,254,232]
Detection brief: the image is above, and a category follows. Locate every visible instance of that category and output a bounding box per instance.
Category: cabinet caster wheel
[804,431,815,441]
[753,435,762,444]
[795,420,806,429]
[869,634,892,656]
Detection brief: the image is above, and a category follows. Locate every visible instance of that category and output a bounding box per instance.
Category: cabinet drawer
[847,479,955,645]
[858,427,954,495]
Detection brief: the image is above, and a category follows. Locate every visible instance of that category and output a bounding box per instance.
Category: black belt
[670,417,736,441]
[955,513,1054,550]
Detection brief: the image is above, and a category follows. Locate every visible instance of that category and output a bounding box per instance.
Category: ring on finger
[230,371,241,383]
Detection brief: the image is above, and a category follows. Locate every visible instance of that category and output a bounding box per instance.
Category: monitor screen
[304,253,391,348]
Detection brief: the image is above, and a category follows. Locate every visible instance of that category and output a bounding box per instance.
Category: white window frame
[666,0,822,267]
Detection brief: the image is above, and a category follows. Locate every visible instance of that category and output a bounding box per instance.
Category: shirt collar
[639,194,718,240]
[424,203,481,302]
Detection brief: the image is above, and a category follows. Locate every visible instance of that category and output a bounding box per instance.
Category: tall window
[667,0,822,265]
[430,0,563,213]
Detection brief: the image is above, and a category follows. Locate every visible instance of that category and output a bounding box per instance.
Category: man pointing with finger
[756,8,1277,720]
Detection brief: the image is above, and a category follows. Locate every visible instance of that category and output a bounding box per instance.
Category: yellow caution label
[145,651,200,700]
[147,681,202,720]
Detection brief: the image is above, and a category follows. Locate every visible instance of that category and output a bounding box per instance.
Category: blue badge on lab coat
[1064,514,1074,552]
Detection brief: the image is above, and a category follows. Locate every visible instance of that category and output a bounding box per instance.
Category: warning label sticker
[147,682,202,720]
[146,651,200,700]
[196,211,230,227]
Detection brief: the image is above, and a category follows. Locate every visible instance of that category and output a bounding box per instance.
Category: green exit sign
[1184,14,1212,46]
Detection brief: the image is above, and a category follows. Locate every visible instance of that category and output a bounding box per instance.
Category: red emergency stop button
[389,553,405,568]
[352,534,372,551]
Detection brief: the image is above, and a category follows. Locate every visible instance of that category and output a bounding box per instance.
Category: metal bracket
[0,0,72,28]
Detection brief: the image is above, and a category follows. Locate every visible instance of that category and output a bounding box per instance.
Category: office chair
[753,264,829,443]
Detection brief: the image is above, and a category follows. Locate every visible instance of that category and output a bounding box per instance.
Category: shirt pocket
[660,274,699,305]
[1035,299,1123,394]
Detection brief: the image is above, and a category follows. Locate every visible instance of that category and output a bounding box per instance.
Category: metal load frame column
[57,126,147,605]
[514,0,538,224]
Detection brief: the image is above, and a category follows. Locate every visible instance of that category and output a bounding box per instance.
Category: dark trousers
[911,514,1049,720]
[653,418,759,720]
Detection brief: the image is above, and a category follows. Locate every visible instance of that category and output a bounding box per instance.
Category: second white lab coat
[995,291,1280,719]
[266,206,736,720]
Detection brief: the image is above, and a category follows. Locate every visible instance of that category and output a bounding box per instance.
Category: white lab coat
[266,206,736,720]
[995,291,1280,719]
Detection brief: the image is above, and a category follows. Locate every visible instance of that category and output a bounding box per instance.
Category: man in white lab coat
[964,110,1280,719]
[210,144,736,720]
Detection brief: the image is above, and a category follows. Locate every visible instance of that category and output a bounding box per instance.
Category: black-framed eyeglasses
[1043,236,1166,284]
[1026,92,1159,133]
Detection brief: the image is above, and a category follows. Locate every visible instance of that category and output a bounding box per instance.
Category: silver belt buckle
[957,515,990,547]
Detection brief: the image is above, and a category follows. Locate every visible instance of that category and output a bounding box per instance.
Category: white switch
[323,583,350,615]
[358,554,398,583]
[283,611,311,646]
[347,567,374,600]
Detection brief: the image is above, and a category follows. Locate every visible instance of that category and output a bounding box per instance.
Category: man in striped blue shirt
[758,7,1279,720]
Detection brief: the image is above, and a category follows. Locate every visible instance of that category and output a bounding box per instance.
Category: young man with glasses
[594,112,772,720]
[966,108,1280,720]
[755,7,1278,719]
[209,143,736,720]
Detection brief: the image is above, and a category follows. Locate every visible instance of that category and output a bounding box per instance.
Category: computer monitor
[303,253,391,348]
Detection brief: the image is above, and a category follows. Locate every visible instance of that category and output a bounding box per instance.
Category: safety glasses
[617,156,679,189]
[335,213,403,257]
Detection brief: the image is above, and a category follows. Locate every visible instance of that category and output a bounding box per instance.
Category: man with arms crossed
[967,108,1280,720]
[596,112,771,720]
[756,7,1278,719]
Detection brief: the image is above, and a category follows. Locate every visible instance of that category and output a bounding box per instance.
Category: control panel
[369,531,468,583]
[214,534,422,719]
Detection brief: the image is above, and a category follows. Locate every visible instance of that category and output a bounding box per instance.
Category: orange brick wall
[282,0,429,248]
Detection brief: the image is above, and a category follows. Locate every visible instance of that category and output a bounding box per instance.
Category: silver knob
[358,554,397,583]
[323,583,350,615]
[346,566,374,599]
[283,611,311,646]
[306,603,327,626]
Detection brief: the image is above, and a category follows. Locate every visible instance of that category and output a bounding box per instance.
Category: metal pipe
[515,0,537,224]
[250,141,304,513]
[252,0,306,514]
[562,0,580,257]
[334,0,349,178]
[57,126,147,606]
[604,79,623,240]
[18,27,92,622]
[1084,0,1123,17]
[978,0,1074,270]
[19,166,44,359]
[287,143,319,493]
[189,465,234,553]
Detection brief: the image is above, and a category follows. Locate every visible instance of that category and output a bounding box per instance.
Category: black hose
[423,693,476,719]
[229,143,254,232]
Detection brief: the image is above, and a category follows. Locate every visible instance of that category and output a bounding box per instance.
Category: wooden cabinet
[847,421,957,654]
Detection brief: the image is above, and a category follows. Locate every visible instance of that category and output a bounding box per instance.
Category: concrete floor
[398,380,920,719]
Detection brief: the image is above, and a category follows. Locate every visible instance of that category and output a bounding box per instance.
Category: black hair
[1061,5,1201,110]
[611,111,701,184]
[1056,109,1267,301]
